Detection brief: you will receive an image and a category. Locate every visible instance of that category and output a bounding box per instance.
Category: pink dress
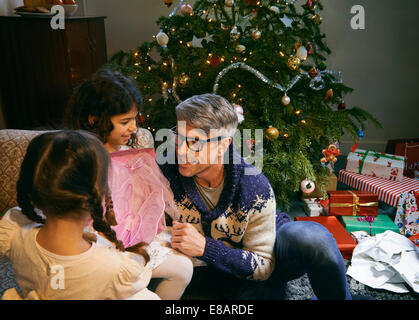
[108,148,179,248]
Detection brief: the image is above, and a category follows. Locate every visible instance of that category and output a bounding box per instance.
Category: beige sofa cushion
[0,128,154,215]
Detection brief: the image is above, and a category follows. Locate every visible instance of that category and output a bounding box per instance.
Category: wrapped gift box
[340,215,400,236]
[338,169,419,207]
[327,190,378,216]
[346,149,405,182]
[302,198,326,217]
[386,138,419,178]
[301,173,337,199]
[350,230,371,243]
[409,234,419,247]
[295,216,357,260]
[394,142,419,178]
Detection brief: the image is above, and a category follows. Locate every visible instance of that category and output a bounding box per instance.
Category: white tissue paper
[346,230,419,293]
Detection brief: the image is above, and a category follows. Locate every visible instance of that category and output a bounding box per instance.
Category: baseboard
[340,140,387,155]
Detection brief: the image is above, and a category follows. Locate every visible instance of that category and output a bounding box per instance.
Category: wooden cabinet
[0,15,107,129]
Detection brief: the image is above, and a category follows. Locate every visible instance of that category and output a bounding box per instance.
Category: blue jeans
[270,221,352,300]
[182,221,352,300]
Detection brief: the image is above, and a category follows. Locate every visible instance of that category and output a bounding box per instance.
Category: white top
[0,207,160,300]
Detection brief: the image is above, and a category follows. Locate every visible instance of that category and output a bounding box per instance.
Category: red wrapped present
[409,234,419,247]
[327,190,378,216]
[386,139,419,179]
[338,169,419,207]
[394,142,419,178]
[295,216,357,260]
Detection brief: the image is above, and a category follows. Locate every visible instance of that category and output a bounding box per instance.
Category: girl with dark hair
[66,68,151,152]
[66,69,193,300]
[0,131,159,300]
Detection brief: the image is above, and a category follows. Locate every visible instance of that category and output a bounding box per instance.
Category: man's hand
[171,221,206,257]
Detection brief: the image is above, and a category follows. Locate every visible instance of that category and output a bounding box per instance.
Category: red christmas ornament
[210,56,222,68]
[246,139,255,154]
[164,0,173,8]
[323,88,334,101]
[306,42,314,55]
[137,114,146,126]
[338,101,346,111]
[306,0,318,9]
[180,4,193,16]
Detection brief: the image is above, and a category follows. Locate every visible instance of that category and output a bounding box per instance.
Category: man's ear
[88,115,98,127]
[218,137,232,156]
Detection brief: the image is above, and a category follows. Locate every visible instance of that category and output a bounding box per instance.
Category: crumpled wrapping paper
[347,230,419,293]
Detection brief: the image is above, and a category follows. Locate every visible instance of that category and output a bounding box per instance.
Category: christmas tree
[106,0,381,211]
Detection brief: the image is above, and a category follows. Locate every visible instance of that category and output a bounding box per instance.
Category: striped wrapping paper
[338,169,419,207]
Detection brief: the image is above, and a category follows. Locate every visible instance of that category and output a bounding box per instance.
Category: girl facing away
[65,69,193,300]
[0,130,159,300]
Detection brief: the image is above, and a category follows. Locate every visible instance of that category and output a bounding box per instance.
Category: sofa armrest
[0,130,48,215]
[0,128,155,216]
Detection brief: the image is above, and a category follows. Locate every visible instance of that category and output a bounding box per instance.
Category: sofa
[0,128,154,216]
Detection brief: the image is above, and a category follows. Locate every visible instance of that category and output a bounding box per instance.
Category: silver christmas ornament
[236,44,246,53]
[230,26,240,40]
[281,94,291,106]
[156,31,169,46]
[296,46,308,61]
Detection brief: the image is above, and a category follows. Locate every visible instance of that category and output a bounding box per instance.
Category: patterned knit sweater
[159,144,291,281]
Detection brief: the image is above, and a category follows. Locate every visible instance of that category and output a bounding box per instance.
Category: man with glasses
[159,93,354,300]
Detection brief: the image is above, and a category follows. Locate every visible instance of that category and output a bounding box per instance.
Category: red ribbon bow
[357,216,376,235]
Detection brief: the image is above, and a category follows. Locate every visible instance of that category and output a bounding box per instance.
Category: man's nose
[177,139,188,156]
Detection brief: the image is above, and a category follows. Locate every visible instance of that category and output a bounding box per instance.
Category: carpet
[1,257,417,300]
[283,260,418,300]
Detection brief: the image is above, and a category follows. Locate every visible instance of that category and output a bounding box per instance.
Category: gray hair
[175,93,238,137]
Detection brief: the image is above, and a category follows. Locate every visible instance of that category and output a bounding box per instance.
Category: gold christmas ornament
[293,40,303,52]
[312,14,323,25]
[225,0,234,7]
[251,29,262,40]
[309,67,318,79]
[287,56,301,71]
[178,73,190,85]
[265,126,280,141]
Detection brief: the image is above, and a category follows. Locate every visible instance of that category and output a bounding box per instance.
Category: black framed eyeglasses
[169,126,226,152]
